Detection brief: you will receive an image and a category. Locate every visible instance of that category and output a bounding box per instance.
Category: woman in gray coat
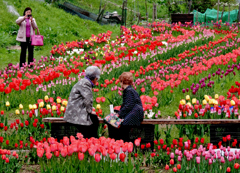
[64,66,101,138]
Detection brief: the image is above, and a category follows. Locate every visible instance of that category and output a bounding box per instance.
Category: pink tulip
[196,156,200,164]
[170,152,174,159]
[110,153,117,160]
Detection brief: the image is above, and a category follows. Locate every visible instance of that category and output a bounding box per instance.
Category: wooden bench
[43,118,240,147]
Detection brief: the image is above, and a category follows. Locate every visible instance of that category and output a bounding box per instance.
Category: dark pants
[20,37,34,67]
[74,114,99,139]
[108,125,133,142]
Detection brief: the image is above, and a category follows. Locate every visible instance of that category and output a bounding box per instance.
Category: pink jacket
[16,16,38,42]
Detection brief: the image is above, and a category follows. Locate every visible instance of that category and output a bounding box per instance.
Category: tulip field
[1,21,240,172]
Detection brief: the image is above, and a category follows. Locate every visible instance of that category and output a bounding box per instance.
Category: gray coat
[64,78,93,125]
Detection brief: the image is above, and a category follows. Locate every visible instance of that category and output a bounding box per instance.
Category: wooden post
[221,4,225,21]
[217,0,220,22]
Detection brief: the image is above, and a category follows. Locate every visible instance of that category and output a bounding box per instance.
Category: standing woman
[16,7,40,68]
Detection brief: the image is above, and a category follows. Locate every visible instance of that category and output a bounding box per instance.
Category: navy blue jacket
[118,85,144,126]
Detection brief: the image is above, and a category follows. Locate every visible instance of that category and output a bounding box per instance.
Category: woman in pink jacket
[16,7,39,68]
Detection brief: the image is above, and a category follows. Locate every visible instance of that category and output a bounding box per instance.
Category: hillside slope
[0,0,120,69]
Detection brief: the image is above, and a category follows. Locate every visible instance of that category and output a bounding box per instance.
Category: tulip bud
[15,109,20,115]
[44,95,49,101]
[186,95,190,101]
[192,98,196,104]
[209,99,213,105]
[19,104,23,110]
[96,104,101,109]
[215,94,219,99]
[46,104,51,110]
[6,101,10,107]
[52,105,57,111]
[29,104,33,110]
[39,102,44,108]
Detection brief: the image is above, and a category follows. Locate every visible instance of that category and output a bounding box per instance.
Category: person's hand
[24,14,28,19]
[30,17,33,22]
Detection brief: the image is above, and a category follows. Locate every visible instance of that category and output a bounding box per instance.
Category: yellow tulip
[62,101,68,106]
[15,109,20,115]
[192,98,196,104]
[180,99,186,105]
[95,53,98,57]
[81,57,84,60]
[39,102,44,108]
[57,99,61,104]
[96,104,101,109]
[60,106,65,112]
[52,105,57,111]
[44,95,49,101]
[215,94,219,99]
[187,102,192,107]
[204,95,209,102]
[202,99,207,105]
[214,100,218,105]
[6,101,10,107]
[19,104,23,110]
[231,100,235,106]
[46,104,51,110]
[209,99,214,105]
[186,95,190,101]
[29,104,33,110]
[33,104,37,109]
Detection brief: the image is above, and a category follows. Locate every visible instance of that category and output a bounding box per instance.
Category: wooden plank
[42,118,240,125]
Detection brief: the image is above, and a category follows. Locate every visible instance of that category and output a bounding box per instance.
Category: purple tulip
[186,88,189,92]
[182,89,186,93]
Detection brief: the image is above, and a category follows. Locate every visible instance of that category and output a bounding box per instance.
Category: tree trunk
[188,0,192,14]
[153,3,155,22]
[216,0,220,22]
[228,3,230,23]
[239,3,240,22]
[221,4,225,21]
[145,0,148,23]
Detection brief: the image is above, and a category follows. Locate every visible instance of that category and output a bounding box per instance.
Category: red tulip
[234,163,240,169]
[134,139,140,146]
[78,152,84,161]
[46,152,52,159]
[61,147,68,157]
[119,153,126,162]
[95,153,101,162]
[140,144,145,149]
[6,140,9,145]
[110,153,117,160]
[165,165,169,170]
[173,167,177,172]
[226,167,231,172]
[146,143,151,148]
[5,157,9,163]
[226,135,231,141]
[37,148,44,158]
[159,139,164,145]
[177,164,181,170]
[170,159,174,165]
